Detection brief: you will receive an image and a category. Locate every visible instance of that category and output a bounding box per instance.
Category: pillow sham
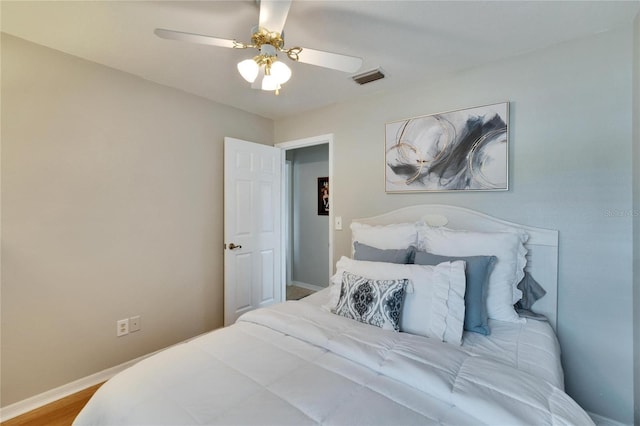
[418,226,528,323]
[327,257,466,344]
[334,272,408,331]
[354,242,415,264]
[414,251,496,335]
[350,222,418,250]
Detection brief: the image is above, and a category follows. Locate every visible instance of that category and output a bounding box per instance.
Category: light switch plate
[129,315,141,332]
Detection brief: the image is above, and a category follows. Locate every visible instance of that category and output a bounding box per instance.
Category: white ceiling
[2,1,639,120]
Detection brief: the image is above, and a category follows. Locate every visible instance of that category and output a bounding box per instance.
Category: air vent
[352,68,385,85]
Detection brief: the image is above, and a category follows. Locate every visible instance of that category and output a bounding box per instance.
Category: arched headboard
[352,204,559,330]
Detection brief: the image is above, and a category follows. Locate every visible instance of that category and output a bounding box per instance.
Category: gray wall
[287,145,330,288]
[633,11,640,426]
[1,35,273,406]
[275,27,636,423]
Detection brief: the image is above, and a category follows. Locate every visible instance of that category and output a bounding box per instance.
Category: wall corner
[632,10,640,426]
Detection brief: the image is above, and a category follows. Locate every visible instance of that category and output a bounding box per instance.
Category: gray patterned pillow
[334,271,407,331]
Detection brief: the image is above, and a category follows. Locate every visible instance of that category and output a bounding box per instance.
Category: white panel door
[224,137,282,325]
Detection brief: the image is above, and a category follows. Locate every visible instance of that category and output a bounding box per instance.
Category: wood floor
[286,285,315,300]
[1,383,103,426]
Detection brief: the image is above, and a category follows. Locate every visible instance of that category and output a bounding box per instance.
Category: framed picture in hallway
[317,177,329,215]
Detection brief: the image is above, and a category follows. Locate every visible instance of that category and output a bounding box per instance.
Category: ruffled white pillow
[418,226,528,323]
[326,257,466,345]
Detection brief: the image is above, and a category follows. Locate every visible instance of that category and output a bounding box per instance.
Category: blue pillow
[413,251,496,335]
[353,242,415,264]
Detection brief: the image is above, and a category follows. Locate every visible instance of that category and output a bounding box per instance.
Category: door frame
[275,134,334,298]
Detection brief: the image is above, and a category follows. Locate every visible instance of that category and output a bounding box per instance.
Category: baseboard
[0,333,200,422]
[0,329,214,422]
[588,411,632,426]
[289,281,325,292]
[0,350,154,422]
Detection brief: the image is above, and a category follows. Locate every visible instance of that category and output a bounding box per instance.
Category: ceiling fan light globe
[270,61,291,84]
[237,59,259,83]
[261,74,280,91]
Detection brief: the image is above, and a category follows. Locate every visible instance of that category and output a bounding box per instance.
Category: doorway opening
[276,135,333,301]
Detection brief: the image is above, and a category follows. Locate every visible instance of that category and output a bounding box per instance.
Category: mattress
[74,291,591,426]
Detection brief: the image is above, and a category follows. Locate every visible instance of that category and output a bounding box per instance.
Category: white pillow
[325,257,466,344]
[350,222,418,250]
[419,226,528,323]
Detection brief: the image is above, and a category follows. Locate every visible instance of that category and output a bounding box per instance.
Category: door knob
[228,243,242,250]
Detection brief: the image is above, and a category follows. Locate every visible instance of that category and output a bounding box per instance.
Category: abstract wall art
[385,102,509,192]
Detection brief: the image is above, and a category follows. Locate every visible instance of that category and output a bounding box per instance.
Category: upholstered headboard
[352,204,559,330]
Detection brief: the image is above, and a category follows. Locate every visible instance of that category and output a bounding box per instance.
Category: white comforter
[74,301,593,425]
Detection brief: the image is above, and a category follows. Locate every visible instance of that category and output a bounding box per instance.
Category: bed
[74,205,593,425]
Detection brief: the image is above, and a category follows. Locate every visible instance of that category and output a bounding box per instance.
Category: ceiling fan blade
[154,28,236,49]
[295,48,363,73]
[258,0,291,33]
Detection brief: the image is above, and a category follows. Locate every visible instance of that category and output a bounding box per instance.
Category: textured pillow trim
[426,261,466,344]
[441,261,466,345]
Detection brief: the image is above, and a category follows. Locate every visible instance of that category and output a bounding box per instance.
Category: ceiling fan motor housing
[251,26,284,50]
[260,43,277,58]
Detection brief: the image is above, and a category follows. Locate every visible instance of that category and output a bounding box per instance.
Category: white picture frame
[385,102,509,192]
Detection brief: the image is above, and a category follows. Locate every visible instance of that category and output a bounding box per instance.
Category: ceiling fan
[155,0,363,95]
